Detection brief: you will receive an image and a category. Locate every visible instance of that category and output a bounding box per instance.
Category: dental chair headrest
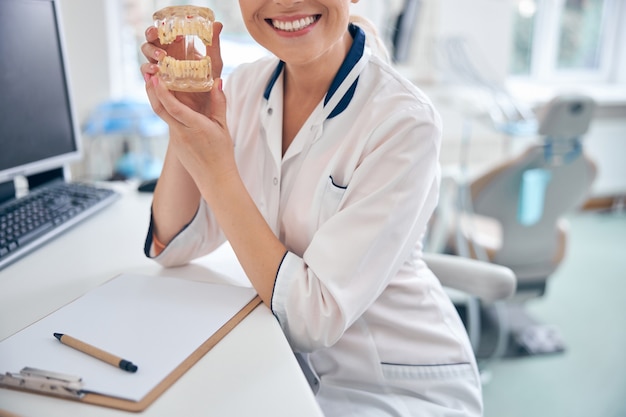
[537,94,596,139]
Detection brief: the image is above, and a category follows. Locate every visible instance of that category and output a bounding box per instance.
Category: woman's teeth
[271,16,317,32]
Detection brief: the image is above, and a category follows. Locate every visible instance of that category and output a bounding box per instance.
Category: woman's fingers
[145,77,184,129]
[150,77,207,130]
[208,79,227,128]
[207,22,224,79]
[141,43,165,64]
[141,26,166,64]
[140,62,159,80]
[145,26,159,43]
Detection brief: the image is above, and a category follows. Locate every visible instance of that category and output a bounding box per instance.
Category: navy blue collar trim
[263,61,284,101]
[263,24,365,119]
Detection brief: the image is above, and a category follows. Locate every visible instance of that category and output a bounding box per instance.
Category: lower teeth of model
[160,56,211,79]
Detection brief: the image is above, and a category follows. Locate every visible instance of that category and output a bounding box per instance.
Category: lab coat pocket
[380,362,482,415]
[318,176,347,225]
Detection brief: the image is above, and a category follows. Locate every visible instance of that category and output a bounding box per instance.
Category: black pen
[53,333,138,373]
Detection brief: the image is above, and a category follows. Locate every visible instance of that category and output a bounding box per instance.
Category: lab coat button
[268,108,273,115]
[273,177,278,185]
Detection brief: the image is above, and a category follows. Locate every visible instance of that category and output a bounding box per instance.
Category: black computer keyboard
[0,181,119,270]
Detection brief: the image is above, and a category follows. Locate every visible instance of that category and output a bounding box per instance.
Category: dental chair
[443,94,597,357]
[423,252,516,368]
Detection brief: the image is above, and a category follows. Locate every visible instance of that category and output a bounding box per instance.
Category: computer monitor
[0,0,81,197]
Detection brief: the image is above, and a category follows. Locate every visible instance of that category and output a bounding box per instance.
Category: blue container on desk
[83,100,167,180]
[83,100,167,138]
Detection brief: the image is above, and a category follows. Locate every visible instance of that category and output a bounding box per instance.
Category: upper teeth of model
[157,18,213,45]
[272,16,316,32]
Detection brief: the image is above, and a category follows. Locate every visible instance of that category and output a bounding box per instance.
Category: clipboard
[0,274,261,412]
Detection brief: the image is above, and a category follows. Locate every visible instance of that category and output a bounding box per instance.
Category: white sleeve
[145,199,226,267]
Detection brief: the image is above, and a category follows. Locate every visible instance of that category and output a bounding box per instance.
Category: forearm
[199,172,286,307]
[152,144,201,245]
[143,69,283,298]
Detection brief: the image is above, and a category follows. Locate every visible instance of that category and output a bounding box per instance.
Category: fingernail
[154,50,162,60]
[144,73,151,83]
[217,78,223,91]
[152,75,159,87]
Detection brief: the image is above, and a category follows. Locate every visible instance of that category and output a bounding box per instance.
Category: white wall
[58,0,112,126]
[386,0,513,84]
[436,0,513,84]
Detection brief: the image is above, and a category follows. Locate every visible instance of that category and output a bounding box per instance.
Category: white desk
[0,183,323,417]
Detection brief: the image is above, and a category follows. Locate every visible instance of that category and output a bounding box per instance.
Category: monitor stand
[27,167,65,190]
[0,180,15,205]
[0,168,65,204]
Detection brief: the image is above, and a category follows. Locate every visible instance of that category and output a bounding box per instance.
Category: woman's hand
[140,21,224,115]
[140,20,229,247]
[141,19,234,192]
[146,72,236,201]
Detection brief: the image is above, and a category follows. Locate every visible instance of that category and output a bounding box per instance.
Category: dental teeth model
[153,6,215,92]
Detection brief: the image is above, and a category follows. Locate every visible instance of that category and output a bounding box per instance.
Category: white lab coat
[147,25,483,417]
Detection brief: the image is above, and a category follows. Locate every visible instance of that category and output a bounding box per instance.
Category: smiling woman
[136,1,484,416]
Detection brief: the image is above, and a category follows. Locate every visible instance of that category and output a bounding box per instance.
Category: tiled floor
[481,210,626,417]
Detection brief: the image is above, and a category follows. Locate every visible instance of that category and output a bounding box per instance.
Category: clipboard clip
[0,366,85,399]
